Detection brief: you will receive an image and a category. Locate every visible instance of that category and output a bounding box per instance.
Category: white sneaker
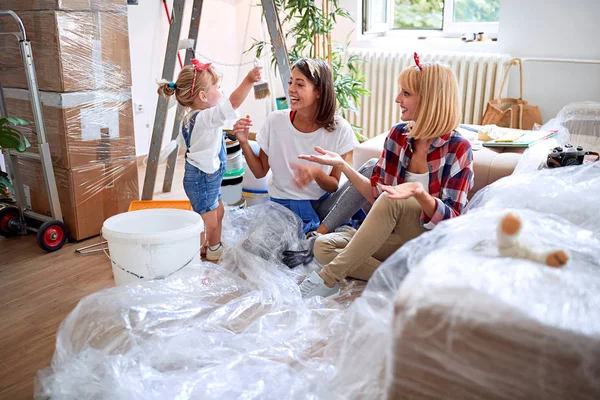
[305,231,322,240]
[206,243,223,261]
[299,271,339,298]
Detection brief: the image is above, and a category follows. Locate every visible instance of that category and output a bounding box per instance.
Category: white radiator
[346,49,512,139]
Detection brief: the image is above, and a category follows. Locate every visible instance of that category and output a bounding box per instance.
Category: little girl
[158,59,261,261]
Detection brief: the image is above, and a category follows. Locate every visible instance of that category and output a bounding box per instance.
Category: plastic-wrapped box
[4,88,136,169]
[0,0,127,12]
[18,156,139,240]
[0,9,131,92]
[383,208,600,399]
[511,102,600,174]
[558,102,600,152]
[467,162,600,232]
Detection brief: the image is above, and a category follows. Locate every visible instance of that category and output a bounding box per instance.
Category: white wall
[499,0,600,122]
[127,0,600,157]
[127,0,273,157]
[337,0,600,123]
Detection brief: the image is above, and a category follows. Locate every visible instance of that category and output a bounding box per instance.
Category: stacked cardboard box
[3,88,136,169]
[0,8,131,92]
[0,0,138,240]
[17,157,139,240]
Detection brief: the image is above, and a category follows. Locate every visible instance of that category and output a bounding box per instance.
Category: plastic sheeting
[0,6,131,92]
[559,102,600,152]
[0,5,135,170]
[513,102,600,174]
[384,208,600,399]
[3,88,136,170]
[37,166,600,398]
[468,162,600,233]
[36,203,367,399]
[16,155,138,240]
[336,162,600,398]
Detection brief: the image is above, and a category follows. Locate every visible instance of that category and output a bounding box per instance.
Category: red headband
[190,59,212,99]
[413,52,423,71]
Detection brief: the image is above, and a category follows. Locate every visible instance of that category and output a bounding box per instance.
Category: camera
[547,144,588,168]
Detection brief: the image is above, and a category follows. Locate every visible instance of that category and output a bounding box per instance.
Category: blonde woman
[298,54,474,298]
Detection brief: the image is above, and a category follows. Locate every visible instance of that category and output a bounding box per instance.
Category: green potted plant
[249,0,370,141]
[0,117,30,199]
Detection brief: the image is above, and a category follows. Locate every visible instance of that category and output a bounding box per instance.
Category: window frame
[363,0,499,38]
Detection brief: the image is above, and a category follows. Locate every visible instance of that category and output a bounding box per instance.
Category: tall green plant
[0,117,30,198]
[249,0,370,140]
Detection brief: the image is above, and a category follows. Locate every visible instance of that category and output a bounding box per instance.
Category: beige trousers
[315,193,427,286]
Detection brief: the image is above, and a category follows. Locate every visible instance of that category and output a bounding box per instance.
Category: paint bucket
[242,188,270,207]
[221,174,244,206]
[102,209,204,286]
[225,137,244,175]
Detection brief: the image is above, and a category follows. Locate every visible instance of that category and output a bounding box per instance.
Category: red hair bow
[190,59,212,98]
[414,52,423,71]
[190,59,211,71]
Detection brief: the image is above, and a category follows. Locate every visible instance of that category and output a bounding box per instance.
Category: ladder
[142,0,290,200]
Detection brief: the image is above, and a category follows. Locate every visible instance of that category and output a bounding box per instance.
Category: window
[363,0,500,37]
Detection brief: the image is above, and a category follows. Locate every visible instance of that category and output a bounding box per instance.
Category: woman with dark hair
[233,58,376,236]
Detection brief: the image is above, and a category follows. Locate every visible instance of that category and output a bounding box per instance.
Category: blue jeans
[183,139,227,215]
[270,198,322,234]
[183,161,225,214]
[271,158,377,234]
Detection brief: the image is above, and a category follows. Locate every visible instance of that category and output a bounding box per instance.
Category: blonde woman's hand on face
[290,163,323,189]
[246,67,263,83]
[298,146,345,168]
[380,182,424,200]
[232,115,252,144]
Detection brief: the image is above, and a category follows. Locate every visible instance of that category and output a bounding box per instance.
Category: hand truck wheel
[0,207,19,237]
[36,220,68,252]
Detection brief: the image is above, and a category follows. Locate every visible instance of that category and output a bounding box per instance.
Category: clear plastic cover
[17,155,139,240]
[0,4,136,241]
[4,88,136,169]
[0,5,134,168]
[468,162,600,232]
[36,170,600,398]
[558,102,600,151]
[382,207,600,399]
[0,0,127,12]
[0,8,131,92]
[513,102,600,174]
[36,203,367,399]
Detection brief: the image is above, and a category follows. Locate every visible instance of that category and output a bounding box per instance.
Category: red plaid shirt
[370,123,474,229]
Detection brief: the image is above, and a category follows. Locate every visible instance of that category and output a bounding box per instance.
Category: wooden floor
[0,159,187,399]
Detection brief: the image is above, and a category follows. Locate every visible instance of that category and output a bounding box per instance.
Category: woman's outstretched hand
[290,163,323,189]
[298,146,345,169]
[232,115,252,144]
[380,182,425,200]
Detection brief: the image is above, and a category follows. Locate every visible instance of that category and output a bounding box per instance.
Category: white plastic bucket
[242,189,269,207]
[102,209,204,286]
[226,150,243,174]
[221,175,243,205]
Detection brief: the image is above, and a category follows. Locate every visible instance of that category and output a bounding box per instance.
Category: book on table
[483,129,558,148]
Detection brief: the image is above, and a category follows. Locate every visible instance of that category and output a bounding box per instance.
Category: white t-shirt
[176,97,237,173]
[404,171,430,193]
[256,110,358,200]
